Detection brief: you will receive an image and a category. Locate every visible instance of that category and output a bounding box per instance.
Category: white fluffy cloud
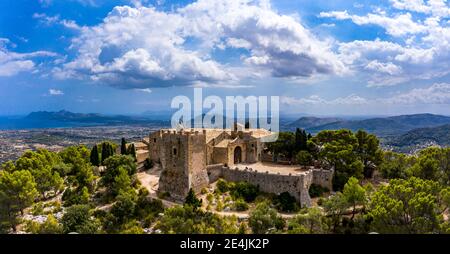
[57,0,345,88]
[319,11,426,36]
[384,83,450,104]
[389,0,450,17]
[320,1,450,87]
[282,83,450,107]
[49,89,64,95]
[282,94,368,106]
[0,38,56,77]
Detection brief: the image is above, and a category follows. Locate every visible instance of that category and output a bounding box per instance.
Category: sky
[0,0,449,116]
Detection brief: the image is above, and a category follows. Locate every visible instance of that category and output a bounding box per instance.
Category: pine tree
[121,138,127,155]
[90,144,100,166]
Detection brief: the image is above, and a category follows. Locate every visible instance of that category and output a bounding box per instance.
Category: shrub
[61,205,100,234]
[296,150,313,166]
[233,199,249,211]
[274,192,299,212]
[184,188,202,209]
[216,200,224,211]
[32,202,44,216]
[249,201,285,234]
[62,186,90,207]
[230,182,260,202]
[309,184,329,198]
[144,158,154,170]
[157,191,170,199]
[216,179,229,193]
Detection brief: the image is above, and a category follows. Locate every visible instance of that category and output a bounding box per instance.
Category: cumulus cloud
[384,83,450,104]
[49,89,64,95]
[364,60,402,75]
[134,88,152,93]
[33,13,83,31]
[319,11,426,36]
[56,0,345,89]
[389,0,450,17]
[0,38,56,77]
[320,1,450,87]
[282,83,450,107]
[282,94,368,106]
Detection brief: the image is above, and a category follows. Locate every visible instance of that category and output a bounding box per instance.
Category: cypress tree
[90,144,100,166]
[109,143,115,156]
[101,142,110,164]
[121,138,127,155]
[127,144,136,161]
[300,129,308,151]
[295,128,308,152]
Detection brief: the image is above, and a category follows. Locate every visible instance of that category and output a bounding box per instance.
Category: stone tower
[157,129,210,200]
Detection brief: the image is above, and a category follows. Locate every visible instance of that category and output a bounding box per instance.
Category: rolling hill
[384,124,450,153]
[287,113,450,137]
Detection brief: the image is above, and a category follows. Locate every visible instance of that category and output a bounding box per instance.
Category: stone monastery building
[144,124,333,207]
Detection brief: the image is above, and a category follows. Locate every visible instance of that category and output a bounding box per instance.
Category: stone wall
[312,168,334,191]
[206,163,224,183]
[212,147,228,165]
[206,166,333,207]
[208,166,313,207]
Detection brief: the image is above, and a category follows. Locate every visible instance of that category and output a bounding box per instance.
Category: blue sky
[0,0,449,116]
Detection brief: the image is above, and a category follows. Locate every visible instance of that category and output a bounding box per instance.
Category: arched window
[173,148,177,156]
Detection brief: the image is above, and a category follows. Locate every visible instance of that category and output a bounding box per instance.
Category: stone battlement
[207,164,333,207]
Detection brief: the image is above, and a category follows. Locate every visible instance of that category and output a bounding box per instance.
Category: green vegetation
[127,144,137,161]
[0,128,449,234]
[154,205,240,234]
[367,177,449,234]
[273,192,299,212]
[121,138,127,155]
[90,145,100,167]
[100,142,116,164]
[296,150,313,166]
[233,198,249,211]
[61,205,101,234]
[0,141,162,234]
[184,188,202,209]
[308,184,329,198]
[287,207,328,234]
[248,201,285,234]
[0,170,38,232]
[215,179,260,202]
[26,214,63,234]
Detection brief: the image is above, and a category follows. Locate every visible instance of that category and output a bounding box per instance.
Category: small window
[251,144,255,148]
[173,148,177,155]
[153,138,156,142]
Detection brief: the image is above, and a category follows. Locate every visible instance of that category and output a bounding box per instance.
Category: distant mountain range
[383,124,450,152]
[1,110,449,153]
[0,110,169,130]
[25,110,148,124]
[284,113,450,137]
